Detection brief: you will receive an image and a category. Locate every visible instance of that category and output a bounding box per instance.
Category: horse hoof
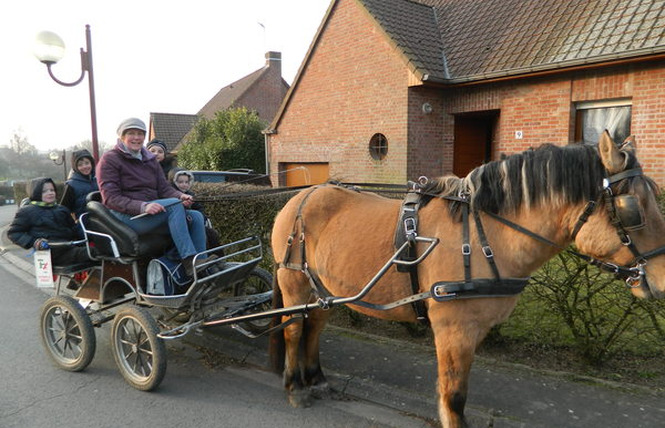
[288,390,312,408]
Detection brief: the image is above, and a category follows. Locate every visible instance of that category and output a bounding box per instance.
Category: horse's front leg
[430,322,478,428]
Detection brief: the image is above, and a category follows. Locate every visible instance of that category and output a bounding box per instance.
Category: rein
[485,167,665,290]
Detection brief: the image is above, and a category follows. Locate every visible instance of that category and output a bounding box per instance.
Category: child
[60,149,99,219]
[147,139,175,179]
[8,177,92,267]
[169,168,220,249]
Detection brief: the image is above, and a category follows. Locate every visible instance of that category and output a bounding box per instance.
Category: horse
[269,131,665,428]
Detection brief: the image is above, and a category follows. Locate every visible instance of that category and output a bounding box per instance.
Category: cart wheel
[235,267,273,334]
[111,306,166,391]
[40,295,96,372]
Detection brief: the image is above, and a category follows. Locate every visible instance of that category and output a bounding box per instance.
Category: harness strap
[280,186,334,301]
[571,201,597,240]
[431,278,530,302]
[461,203,472,283]
[394,189,429,324]
[472,209,501,280]
[483,210,641,281]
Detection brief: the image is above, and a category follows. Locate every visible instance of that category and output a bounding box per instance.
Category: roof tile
[359,0,665,83]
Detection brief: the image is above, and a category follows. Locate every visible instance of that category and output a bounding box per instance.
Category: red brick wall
[441,62,665,186]
[269,0,411,185]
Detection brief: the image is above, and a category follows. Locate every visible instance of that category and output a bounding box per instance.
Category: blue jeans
[111,198,206,260]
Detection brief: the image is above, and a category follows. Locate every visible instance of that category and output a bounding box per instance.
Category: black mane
[422,144,607,215]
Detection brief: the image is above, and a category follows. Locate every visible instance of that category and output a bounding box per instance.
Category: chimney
[265,51,281,76]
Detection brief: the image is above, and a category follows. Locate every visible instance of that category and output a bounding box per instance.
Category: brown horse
[269,131,665,428]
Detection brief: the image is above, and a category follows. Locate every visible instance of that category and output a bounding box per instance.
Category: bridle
[490,166,665,292]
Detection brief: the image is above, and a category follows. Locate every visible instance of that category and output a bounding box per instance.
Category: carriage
[38,194,274,391]
[38,132,665,428]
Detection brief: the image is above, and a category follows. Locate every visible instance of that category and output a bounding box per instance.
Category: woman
[96,117,210,277]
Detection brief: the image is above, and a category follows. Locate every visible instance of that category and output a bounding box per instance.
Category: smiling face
[174,174,192,192]
[41,182,56,204]
[121,129,146,154]
[148,145,165,162]
[77,158,93,176]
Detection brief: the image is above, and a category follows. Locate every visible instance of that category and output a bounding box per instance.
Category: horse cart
[38,197,274,391]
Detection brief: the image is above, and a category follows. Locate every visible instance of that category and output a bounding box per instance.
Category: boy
[8,177,92,266]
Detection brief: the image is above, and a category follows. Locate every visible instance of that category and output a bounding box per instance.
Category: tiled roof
[360,0,447,78]
[149,112,200,152]
[360,0,665,83]
[197,68,266,118]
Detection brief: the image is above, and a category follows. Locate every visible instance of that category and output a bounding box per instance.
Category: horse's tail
[269,265,285,374]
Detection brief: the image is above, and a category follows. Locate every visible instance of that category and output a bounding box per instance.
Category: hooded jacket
[8,177,78,249]
[61,149,99,218]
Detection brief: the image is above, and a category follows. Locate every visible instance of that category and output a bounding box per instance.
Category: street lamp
[34,25,99,162]
[49,149,67,181]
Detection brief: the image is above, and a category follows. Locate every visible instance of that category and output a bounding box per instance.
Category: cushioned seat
[84,200,173,259]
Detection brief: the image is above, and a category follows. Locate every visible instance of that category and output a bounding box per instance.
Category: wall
[269,0,411,185]
[439,61,665,185]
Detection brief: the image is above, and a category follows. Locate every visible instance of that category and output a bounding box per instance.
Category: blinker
[614,194,646,231]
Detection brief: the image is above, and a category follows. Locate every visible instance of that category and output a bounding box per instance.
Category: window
[575,99,631,145]
[369,133,388,161]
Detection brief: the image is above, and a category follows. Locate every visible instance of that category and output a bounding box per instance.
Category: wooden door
[453,115,495,177]
[282,163,329,187]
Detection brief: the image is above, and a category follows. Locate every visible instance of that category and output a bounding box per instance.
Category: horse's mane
[421,144,611,216]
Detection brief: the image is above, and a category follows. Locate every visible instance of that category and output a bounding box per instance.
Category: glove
[33,238,49,250]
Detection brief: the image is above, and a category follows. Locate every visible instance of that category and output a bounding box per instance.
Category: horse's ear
[598,130,628,173]
[620,135,637,156]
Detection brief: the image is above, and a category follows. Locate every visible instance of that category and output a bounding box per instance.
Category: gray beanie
[117,117,147,136]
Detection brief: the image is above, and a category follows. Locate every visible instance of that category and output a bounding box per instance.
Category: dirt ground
[327,307,665,395]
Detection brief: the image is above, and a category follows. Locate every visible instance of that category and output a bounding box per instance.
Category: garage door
[282,163,329,187]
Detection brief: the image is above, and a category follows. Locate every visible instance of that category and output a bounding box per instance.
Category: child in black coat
[8,177,92,267]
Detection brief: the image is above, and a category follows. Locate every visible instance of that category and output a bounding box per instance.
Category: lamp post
[34,25,99,162]
[49,149,67,181]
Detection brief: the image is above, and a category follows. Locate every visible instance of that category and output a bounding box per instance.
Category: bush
[192,182,299,269]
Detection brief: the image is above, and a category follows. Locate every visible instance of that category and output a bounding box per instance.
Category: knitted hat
[116,117,146,136]
[71,149,95,173]
[147,139,167,153]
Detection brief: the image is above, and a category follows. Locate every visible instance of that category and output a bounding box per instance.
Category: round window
[369,133,388,161]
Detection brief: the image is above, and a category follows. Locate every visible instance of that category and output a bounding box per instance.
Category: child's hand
[34,238,49,250]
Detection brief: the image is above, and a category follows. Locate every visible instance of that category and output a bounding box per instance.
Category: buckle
[482,246,494,258]
[404,217,417,236]
[461,244,471,256]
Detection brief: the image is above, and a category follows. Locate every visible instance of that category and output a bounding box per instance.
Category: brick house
[267,0,665,187]
[150,51,289,154]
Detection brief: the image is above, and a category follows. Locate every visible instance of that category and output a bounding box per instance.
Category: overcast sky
[1,0,331,153]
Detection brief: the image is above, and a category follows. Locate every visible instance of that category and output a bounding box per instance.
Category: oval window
[369,133,388,161]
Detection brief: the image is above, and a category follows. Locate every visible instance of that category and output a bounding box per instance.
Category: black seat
[84,194,172,259]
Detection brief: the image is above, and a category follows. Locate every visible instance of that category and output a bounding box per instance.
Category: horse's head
[573,131,665,299]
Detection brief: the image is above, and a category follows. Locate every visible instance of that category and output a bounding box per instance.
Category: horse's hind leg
[278,269,313,408]
[302,307,332,397]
